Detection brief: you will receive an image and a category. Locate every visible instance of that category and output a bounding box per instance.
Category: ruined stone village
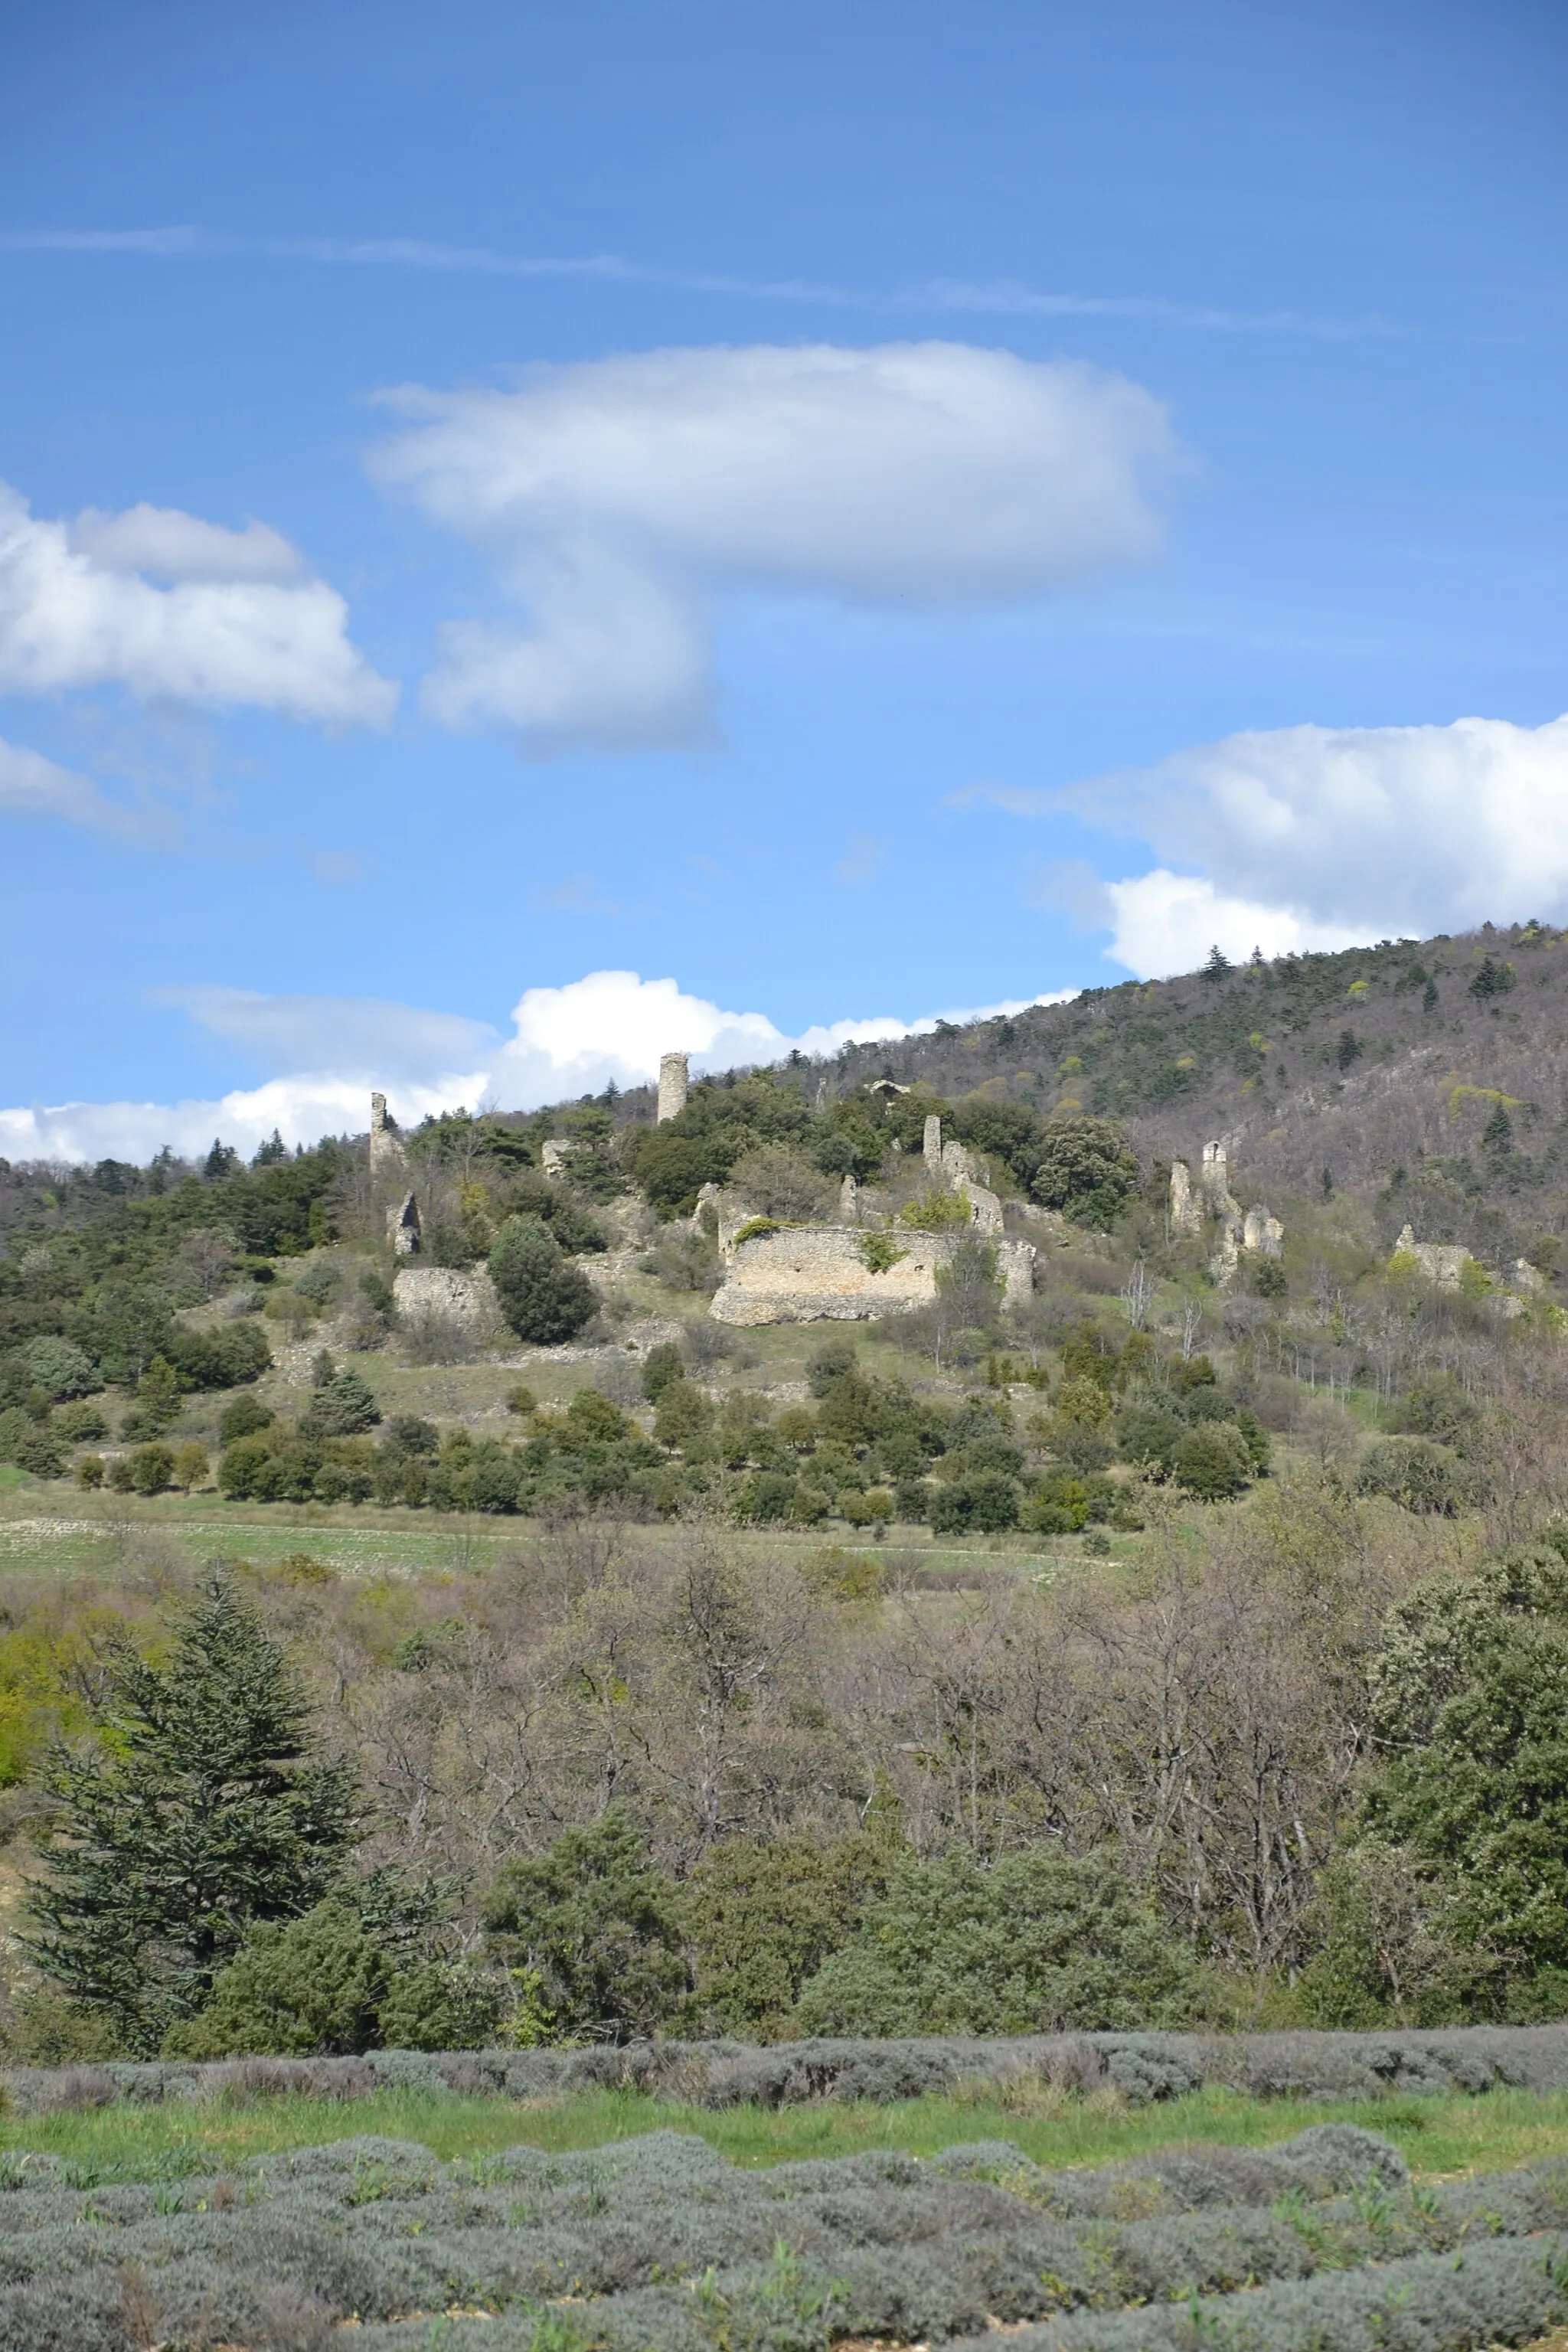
[371,1051,1531,1343]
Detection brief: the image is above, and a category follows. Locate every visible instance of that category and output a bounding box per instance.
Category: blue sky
[2,0,1566,1156]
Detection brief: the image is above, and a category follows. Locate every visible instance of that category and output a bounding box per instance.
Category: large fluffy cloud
[0,970,1073,1164]
[0,485,396,724]
[984,713,1568,977]
[371,341,1177,752]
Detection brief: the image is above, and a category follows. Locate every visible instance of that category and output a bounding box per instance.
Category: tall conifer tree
[27,1576,360,2050]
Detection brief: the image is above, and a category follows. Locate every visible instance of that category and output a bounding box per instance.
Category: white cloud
[0,733,174,841]
[2,970,1076,1163]
[0,1075,472,1170]
[1101,872,1363,978]
[0,482,396,724]
[371,341,1176,752]
[153,987,500,1081]
[975,713,1568,977]
[67,503,304,583]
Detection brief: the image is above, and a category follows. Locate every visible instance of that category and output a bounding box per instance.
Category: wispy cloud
[0,226,1403,341]
[835,831,884,885]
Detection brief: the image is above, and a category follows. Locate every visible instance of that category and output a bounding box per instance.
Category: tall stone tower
[368,1091,405,1177]
[658,1052,690,1123]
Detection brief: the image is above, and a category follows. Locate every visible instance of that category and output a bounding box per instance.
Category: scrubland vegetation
[6,923,1568,2342]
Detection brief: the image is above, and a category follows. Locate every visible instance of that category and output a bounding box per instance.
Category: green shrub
[1171,1422,1254,1499]
[488,1217,598,1345]
[376,1956,508,2051]
[126,1441,176,1496]
[1031,1115,1138,1225]
[161,1318,270,1390]
[930,1471,1021,1534]
[53,1398,107,1442]
[900,1188,972,1231]
[164,1898,391,2057]
[1358,1436,1474,1515]
[217,1390,274,1443]
[641,1341,684,1400]
[24,1336,99,1400]
[482,1808,688,2043]
[795,1847,1197,2035]
[684,1834,897,2035]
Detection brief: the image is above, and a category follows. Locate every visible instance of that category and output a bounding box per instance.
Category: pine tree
[26,1577,360,2050]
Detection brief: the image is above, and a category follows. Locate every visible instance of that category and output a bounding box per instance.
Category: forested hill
[626,920,1568,1255]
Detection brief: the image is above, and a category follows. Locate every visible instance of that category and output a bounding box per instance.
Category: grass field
[8,2082,1568,2185]
[0,1481,1110,1586]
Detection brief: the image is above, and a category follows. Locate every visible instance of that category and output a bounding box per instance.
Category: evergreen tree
[482,1808,686,2041]
[26,1577,360,2050]
[487,1216,597,1344]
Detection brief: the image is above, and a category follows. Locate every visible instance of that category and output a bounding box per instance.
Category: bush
[164,1899,392,2057]
[1358,1436,1475,1515]
[488,1218,598,1345]
[1171,1422,1254,1500]
[642,1341,684,1401]
[0,1413,67,1478]
[795,1847,1197,2036]
[126,1441,176,1496]
[218,1390,274,1443]
[53,1399,107,1442]
[684,1834,897,2035]
[171,1442,210,1491]
[161,1318,271,1390]
[482,1808,687,2043]
[930,1472,1021,1534]
[1031,1116,1139,1225]
[24,1337,99,1400]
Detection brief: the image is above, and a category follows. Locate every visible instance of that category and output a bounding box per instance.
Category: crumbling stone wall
[1171,1142,1284,1280]
[392,1263,504,1334]
[1393,1223,1473,1288]
[387,1191,422,1256]
[710,1225,1036,1326]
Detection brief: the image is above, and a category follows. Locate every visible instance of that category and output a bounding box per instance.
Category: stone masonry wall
[710,1226,1037,1325]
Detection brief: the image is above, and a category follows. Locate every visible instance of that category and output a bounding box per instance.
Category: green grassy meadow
[8,2082,1568,2187]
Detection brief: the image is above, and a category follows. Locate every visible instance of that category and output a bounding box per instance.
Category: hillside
[2,923,1568,2066]
[597,920,1568,1268]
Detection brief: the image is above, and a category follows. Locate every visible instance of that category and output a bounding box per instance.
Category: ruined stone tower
[368,1090,405,1177]
[658,1053,690,1123]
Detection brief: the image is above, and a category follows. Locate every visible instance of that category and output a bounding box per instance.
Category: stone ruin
[368,1093,423,1255]
[707,1110,1033,1325]
[657,1053,690,1124]
[368,1090,406,1178]
[1170,1140,1283,1282]
[387,1191,422,1256]
[1390,1224,1548,1318]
